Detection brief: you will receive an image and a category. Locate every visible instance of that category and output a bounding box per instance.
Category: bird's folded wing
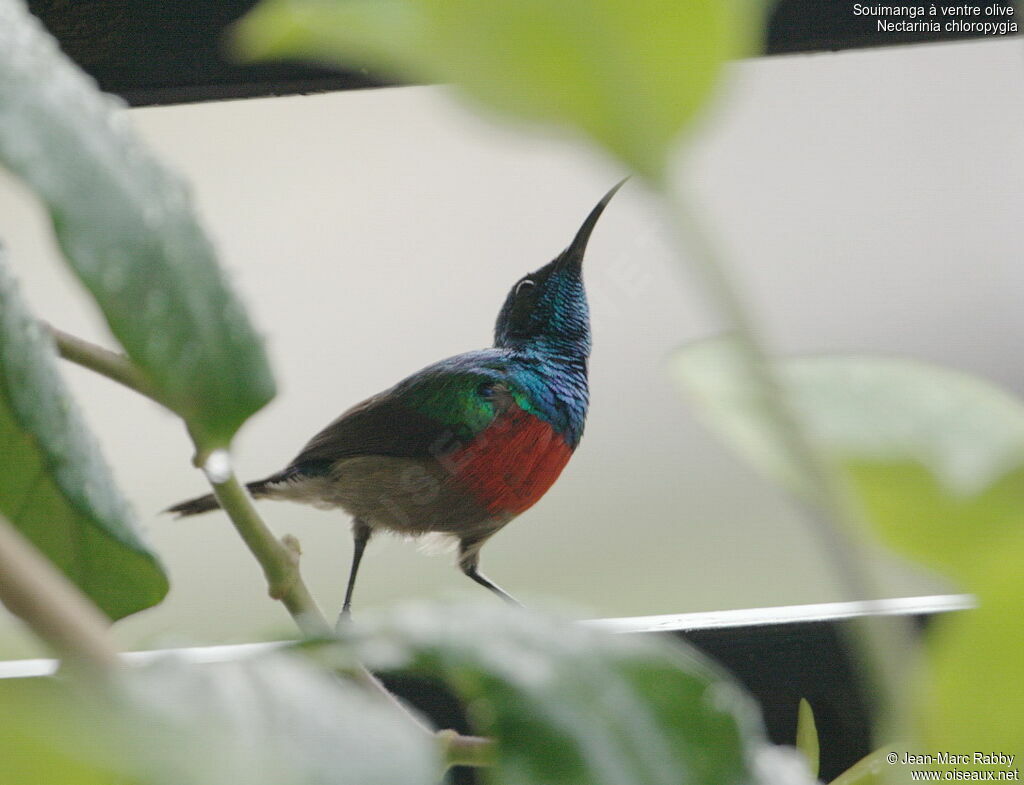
[287,370,502,474]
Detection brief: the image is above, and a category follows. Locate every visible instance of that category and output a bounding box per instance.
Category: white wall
[2,38,1020,656]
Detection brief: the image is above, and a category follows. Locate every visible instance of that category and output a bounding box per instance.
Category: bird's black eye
[514,278,535,296]
[477,382,496,399]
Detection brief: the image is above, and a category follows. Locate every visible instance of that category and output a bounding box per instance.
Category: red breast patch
[444,407,573,516]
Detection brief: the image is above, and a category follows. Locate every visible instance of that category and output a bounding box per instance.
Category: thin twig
[47,324,171,409]
[195,450,442,737]
[194,449,474,746]
[0,513,119,669]
[199,458,331,638]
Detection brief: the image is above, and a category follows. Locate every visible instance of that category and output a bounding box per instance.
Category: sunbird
[169,182,623,616]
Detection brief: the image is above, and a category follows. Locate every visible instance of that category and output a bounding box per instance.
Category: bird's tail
[165,474,283,518]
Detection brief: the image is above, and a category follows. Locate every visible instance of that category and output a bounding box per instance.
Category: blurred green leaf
[0,255,168,619]
[234,0,761,181]
[336,602,766,785]
[0,0,275,447]
[116,653,440,785]
[845,462,1024,588]
[672,337,1024,584]
[0,652,439,785]
[919,529,1024,754]
[0,678,133,785]
[795,698,819,779]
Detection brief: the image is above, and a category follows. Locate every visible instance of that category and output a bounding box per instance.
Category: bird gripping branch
[168,182,624,618]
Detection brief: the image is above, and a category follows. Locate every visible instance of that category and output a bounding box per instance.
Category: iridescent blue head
[493,181,623,360]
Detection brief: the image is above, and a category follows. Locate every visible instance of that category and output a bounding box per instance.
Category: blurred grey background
[2,37,1020,658]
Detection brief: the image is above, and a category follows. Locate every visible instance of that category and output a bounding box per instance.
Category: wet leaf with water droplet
[0,0,275,446]
[330,602,767,785]
[0,252,168,620]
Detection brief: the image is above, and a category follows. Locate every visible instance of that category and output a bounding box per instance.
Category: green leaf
[0,678,133,785]
[115,653,440,785]
[795,699,819,779]
[671,337,1024,585]
[0,652,440,785]
[0,255,168,619]
[0,0,275,447]
[337,602,767,785]
[234,0,762,181]
[920,529,1024,755]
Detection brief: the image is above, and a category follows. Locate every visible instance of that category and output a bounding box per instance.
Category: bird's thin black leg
[464,566,523,606]
[338,520,371,628]
[459,539,523,607]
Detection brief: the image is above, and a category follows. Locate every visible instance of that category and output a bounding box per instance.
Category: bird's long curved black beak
[556,178,628,273]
